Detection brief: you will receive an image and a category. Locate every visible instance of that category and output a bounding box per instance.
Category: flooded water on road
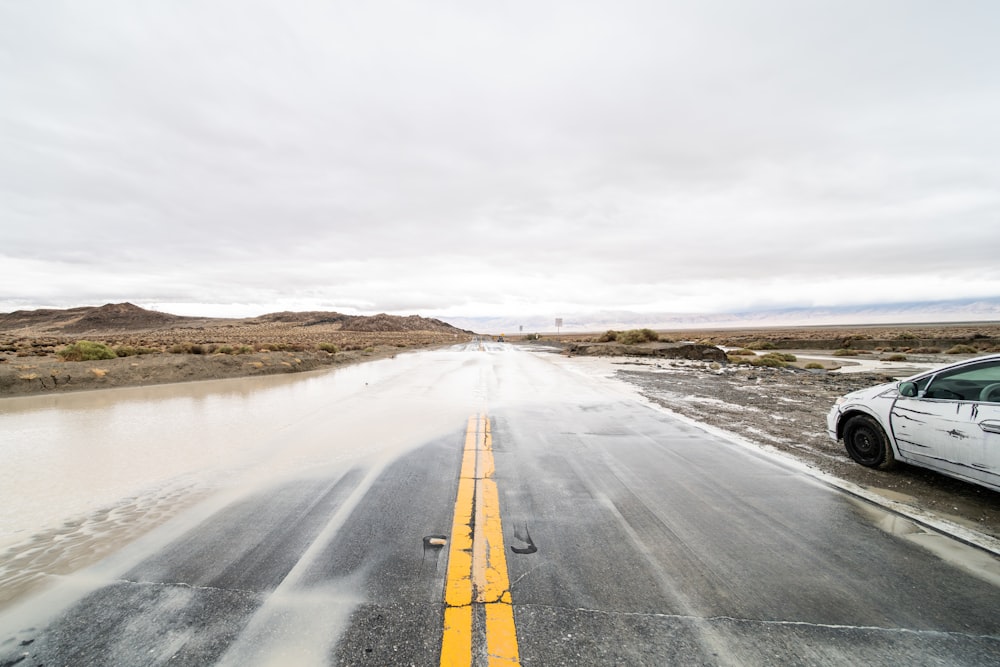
[0,348,495,607]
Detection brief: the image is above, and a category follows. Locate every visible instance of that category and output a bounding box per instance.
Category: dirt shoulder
[0,345,414,396]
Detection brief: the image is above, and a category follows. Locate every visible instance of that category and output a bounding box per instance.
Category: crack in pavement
[114,578,259,598]
[513,603,1000,642]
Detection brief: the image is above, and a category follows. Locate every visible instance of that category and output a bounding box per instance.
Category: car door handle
[981,420,1000,435]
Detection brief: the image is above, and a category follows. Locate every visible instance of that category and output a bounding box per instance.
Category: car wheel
[843,414,896,469]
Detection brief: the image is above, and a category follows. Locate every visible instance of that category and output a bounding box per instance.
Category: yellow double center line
[441,414,520,666]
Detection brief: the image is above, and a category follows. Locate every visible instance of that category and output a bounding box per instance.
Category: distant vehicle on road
[827,354,1000,492]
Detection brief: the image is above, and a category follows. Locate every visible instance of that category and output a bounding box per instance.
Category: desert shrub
[746,340,777,350]
[833,348,860,357]
[317,342,340,353]
[727,348,756,356]
[911,346,941,354]
[216,345,234,354]
[638,328,659,342]
[234,345,254,355]
[363,346,375,354]
[617,330,644,345]
[168,342,207,354]
[114,345,158,357]
[617,329,659,345]
[727,354,756,364]
[884,354,908,362]
[894,332,918,340]
[524,333,541,341]
[945,344,978,354]
[596,330,619,343]
[804,362,825,370]
[749,353,788,368]
[57,341,116,361]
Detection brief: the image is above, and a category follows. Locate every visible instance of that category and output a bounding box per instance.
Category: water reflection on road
[0,349,484,563]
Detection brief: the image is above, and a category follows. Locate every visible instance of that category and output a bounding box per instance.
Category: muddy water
[0,347,492,607]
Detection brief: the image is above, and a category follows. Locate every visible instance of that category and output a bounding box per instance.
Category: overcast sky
[2,1,998,320]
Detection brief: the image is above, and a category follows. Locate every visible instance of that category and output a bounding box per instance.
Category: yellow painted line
[444,416,477,610]
[485,602,520,666]
[441,606,472,666]
[441,414,520,666]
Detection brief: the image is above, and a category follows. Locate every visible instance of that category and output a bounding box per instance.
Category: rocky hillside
[1,303,470,336]
[0,303,197,333]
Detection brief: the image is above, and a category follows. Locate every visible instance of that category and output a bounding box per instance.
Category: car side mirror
[898,381,918,398]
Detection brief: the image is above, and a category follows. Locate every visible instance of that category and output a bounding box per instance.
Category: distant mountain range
[441,298,1000,334]
[0,302,470,335]
[4,298,999,337]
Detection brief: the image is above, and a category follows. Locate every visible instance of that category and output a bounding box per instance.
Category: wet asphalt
[1,342,999,666]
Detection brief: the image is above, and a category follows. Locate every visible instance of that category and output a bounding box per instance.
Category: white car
[827,353,1000,492]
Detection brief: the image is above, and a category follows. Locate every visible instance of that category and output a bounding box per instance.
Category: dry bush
[57,341,116,361]
[617,329,659,345]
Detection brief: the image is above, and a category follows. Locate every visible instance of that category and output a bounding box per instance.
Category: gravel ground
[610,358,1000,542]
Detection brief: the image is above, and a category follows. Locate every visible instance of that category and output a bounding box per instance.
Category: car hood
[838,381,899,405]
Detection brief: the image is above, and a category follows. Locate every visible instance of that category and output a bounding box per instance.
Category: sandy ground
[0,346,409,397]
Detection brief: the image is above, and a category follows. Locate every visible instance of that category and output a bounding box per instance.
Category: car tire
[843,414,896,470]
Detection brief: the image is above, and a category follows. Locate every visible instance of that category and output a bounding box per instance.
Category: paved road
[2,342,999,666]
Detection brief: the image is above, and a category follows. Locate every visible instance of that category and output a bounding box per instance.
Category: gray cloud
[2,1,999,318]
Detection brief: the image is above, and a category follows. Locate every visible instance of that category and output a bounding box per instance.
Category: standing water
[0,348,490,607]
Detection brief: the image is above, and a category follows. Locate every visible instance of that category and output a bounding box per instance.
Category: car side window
[923,360,1000,402]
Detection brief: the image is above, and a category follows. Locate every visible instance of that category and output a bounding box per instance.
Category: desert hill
[0,303,470,336]
[0,303,472,365]
[1,304,473,398]
[0,303,198,333]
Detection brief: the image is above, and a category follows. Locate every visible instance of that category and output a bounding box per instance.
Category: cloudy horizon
[3,1,999,321]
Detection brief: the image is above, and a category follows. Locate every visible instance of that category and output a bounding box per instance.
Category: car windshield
[922,359,1000,401]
